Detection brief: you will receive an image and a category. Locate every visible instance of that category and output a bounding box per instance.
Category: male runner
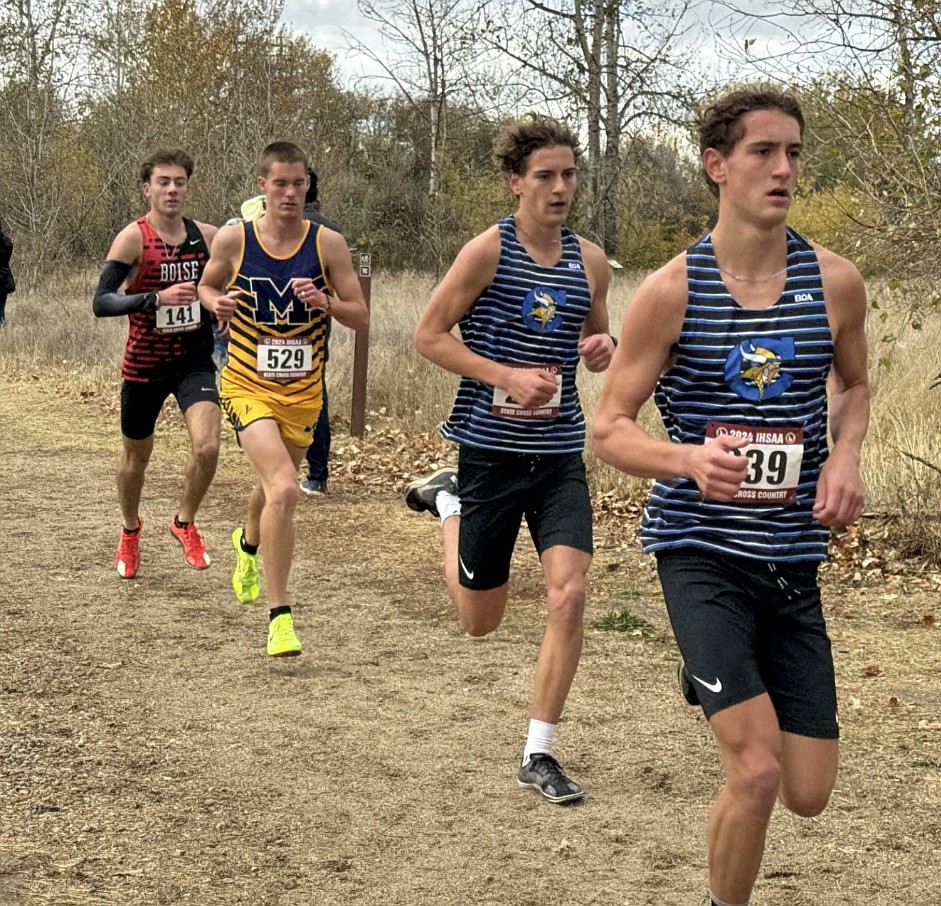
[198,142,368,657]
[93,149,220,579]
[404,115,615,803]
[593,86,870,904]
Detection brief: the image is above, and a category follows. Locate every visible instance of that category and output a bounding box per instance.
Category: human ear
[702,148,726,189]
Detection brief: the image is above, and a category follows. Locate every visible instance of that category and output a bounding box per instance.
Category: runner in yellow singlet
[198,141,368,657]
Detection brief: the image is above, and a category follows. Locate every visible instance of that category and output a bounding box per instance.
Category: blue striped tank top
[441,217,592,454]
[221,219,330,405]
[640,228,833,562]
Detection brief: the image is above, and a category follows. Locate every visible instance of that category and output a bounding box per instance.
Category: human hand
[157,281,198,307]
[813,447,864,528]
[211,291,240,321]
[291,277,330,312]
[577,333,616,373]
[689,434,749,501]
[503,367,560,409]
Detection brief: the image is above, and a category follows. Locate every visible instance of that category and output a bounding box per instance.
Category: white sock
[436,490,461,522]
[709,891,748,906]
[522,719,556,763]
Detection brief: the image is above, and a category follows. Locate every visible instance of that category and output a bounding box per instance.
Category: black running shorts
[121,369,219,440]
[656,547,838,739]
[456,445,593,591]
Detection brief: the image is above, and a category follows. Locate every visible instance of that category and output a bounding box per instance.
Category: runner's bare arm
[196,221,219,249]
[414,228,558,408]
[814,248,870,528]
[313,228,368,332]
[576,238,615,373]
[592,254,748,498]
[197,224,242,321]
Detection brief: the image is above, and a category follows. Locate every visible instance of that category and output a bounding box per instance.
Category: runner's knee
[545,578,586,628]
[265,476,301,512]
[727,749,781,816]
[461,613,500,637]
[457,590,505,637]
[191,434,220,467]
[119,446,151,473]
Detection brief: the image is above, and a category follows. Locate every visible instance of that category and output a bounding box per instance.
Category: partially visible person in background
[299,167,343,497]
[210,194,270,371]
[0,219,16,327]
[212,320,230,373]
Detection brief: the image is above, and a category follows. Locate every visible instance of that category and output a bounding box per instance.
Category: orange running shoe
[115,517,142,579]
[169,518,211,569]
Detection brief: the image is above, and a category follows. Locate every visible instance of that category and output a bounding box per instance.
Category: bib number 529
[263,346,306,371]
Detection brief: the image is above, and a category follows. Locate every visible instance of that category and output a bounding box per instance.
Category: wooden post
[350,251,371,437]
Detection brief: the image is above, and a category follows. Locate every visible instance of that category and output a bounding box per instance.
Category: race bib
[492,363,562,419]
[705,421,804,504]
[155,299,200,333]
[257,337,313,381]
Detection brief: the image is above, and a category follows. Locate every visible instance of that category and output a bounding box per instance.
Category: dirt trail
[1,373,940,906]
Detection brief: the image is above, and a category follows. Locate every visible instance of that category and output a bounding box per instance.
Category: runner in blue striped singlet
[403,116,616,804]
[594,87,869,906]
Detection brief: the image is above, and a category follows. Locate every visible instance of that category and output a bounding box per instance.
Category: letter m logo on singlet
[246,277,308,324]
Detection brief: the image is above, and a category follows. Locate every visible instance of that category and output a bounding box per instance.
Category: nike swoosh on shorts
[692,675,723,694]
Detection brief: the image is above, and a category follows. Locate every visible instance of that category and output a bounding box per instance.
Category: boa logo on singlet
[246,278,310,324]
[724,336,795,402]
[521,286,565,333]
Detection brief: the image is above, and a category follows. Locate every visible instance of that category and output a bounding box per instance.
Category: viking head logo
[521,286,565,333]
[724,336,796,402]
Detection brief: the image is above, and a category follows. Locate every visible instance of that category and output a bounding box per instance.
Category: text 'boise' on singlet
[122,216,213,382]
[221,219,330,406]
[442,216,593,455]
[640,227,834,562]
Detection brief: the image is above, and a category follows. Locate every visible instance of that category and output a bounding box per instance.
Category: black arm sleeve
[92,260,158,318]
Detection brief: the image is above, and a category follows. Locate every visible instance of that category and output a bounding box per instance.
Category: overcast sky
[280,0,383,82]
[277,2,843,92]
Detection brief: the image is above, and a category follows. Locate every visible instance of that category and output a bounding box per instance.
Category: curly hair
[493,115,580,176]
[695,86,804,196]
[697,85,804,157]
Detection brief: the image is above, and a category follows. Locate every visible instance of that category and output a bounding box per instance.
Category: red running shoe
[169,518,211,569]
[116,517,142,579]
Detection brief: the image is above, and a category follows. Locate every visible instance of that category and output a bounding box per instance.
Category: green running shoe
[231,527,260,604]
[267,612,302,657]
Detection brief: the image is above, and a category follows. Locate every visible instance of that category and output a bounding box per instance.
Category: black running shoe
[517,753,584,804]
[677,658,699,706]
[403,467,458,518]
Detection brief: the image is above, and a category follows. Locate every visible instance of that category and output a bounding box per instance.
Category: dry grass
[862,283,941,560]
[4,267,941,522]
